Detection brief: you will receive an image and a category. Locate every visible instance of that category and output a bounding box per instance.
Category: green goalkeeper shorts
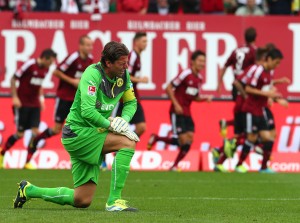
[61,125,108,188]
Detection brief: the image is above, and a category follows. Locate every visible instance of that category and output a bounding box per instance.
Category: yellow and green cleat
[224,139,237,158]
[24,162,37,170]
[235,165,247,173]
[105,199,138,212]
[147,133,158,151]
[14,180,31,208]
[211,148,220,164]
[214,164,228,173]
[219,119,228,139]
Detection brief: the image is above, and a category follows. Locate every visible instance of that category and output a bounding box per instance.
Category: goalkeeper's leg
[14,180,98,208]
[102,133,138,211]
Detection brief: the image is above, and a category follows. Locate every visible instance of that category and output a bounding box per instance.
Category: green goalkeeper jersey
[65,62,137,129]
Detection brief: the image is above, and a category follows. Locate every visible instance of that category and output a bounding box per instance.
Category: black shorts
[116,101,145,124]
[231,84,238,101]
[234,112,245,135]
[54,98,73,123]
[170,113,194,135]
[263,107,275,130]
[14,106,40,132]
[245,112,269,134]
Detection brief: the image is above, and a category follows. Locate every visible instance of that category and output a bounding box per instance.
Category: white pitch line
[1,196,300,201]
[145,197,300,201]
[0,178,297,184]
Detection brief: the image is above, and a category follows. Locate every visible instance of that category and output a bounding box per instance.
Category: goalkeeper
[13,41,139,212]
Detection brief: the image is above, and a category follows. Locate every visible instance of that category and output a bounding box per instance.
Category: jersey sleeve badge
[88,85,96,96]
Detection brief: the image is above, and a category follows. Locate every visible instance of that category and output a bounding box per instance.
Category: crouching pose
[13,41,140,212]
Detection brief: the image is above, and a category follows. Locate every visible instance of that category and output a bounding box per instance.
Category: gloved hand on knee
[108,117,139,142]
[108,117,129,133]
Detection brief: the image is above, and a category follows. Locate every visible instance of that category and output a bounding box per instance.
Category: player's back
[225,44,256,77]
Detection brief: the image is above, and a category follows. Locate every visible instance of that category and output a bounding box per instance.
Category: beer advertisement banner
[0,12,300,100]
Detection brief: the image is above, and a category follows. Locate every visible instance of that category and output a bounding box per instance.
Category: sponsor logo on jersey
[101,104,114,111]
[117,78,124,87]
[88,85,96,96]
[185,86,198,96]
[30,77,44,86]
[95,100,114,111]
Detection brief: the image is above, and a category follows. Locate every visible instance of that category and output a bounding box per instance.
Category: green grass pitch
[0,170,300,223]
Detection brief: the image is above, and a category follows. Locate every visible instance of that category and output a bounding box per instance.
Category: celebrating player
[0,49,57,169]
[148,50,212,171]
[213,47,268,172]
[217,27,257,137]
[13,41,139,212]
[235,48,284,173]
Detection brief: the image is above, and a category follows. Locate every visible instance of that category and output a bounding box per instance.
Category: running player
[148,50,212,171]
[13,41,139,211]
[235,48,283,173]
[0,49,57,169]
[213,47,268,172]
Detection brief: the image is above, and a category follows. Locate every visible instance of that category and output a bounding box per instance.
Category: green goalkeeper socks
[26,185,74,206]
[107,148,135,205]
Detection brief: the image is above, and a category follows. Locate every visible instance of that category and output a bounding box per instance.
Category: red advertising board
[0,12,300,100]
[3,149,200,171]
[0,98,299,170]
[201,151,300,173]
